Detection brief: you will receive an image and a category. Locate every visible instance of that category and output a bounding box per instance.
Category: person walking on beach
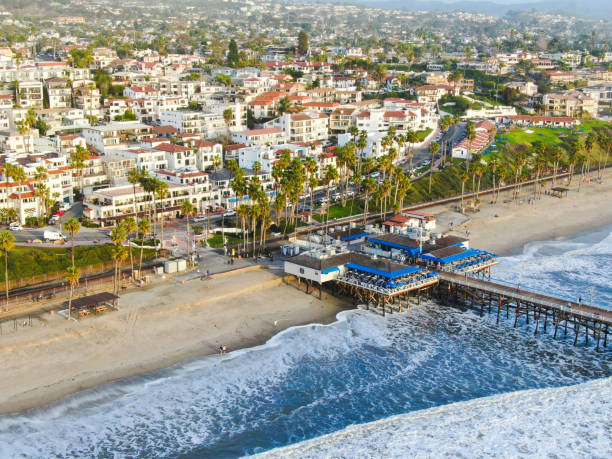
[517,283,521,292]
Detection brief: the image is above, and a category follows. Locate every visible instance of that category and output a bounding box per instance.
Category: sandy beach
[1,170,611,416]
[434,169,612,255]
[0,268,349,415]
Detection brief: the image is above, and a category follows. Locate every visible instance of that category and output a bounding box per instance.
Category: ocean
[0,226,611,458]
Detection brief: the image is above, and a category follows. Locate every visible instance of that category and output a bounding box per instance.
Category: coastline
[1,172,611,416]
[0,269,350,415]
[436,169,612,256]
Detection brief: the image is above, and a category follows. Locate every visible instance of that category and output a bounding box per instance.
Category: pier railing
[440,271,611,325]
[459,270,610,313]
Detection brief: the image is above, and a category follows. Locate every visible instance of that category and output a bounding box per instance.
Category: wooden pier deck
[438,272,611,349]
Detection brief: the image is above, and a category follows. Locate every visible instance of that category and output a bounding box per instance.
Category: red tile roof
[153,142,191,153]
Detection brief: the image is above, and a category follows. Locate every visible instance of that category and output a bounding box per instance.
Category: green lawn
[1,244,156,282]
[206,233,242,248]
[313,199,365,222]
[471,93,504,107]
[496,120,611,148]
[414,128,433,142]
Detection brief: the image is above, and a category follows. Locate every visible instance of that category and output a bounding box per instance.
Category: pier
[437,272,611,350]
[282,225,609,350]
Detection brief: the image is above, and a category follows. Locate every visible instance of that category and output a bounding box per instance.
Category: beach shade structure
[68,292,120,318]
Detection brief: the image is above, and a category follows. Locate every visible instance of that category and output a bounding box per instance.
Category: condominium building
[543,90,598,118]
[16,80,43,108]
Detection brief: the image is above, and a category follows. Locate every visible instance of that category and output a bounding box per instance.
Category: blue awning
[321,266,340,274]
[420,248,482,264]
[368,237,421,254]
[341,232,370,242]
[345,263,420,279]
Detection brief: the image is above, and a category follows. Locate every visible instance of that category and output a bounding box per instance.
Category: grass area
[206,233,241,248]
[496,119,611,148]
[439,95,472,116]
[312,199,365,222]
[1,244,157,282]
[414,128,433,142]
[471,93,504,107]
[131,239,160,246]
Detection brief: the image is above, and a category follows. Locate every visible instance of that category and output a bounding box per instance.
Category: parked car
[60,202,71,211]
[193,216,207,223]
[223,209,236,217]
[55,210,65,216]
[49,215,60,224]
[8,222,23,231]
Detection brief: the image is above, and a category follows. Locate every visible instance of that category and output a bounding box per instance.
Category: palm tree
[110,227,127,294]
[428,141,440,194]
[181,199,195,265]
[154,180,169,253]
[70,145,89,196]
[137,218,150,276]
[549,146,564,185]
[465,121,476,168]
[0,231,15,311]
[583,134,594,180]
[323,165,339,241]
[406,130,418,172]
[223,108,233,144]
[63,218,81,267]
[9,166,26,224]
[459,171,469,211]
[127,169,144,218]
[378,179,392,218]
[237,204,250,255]
[362,177,376,225]
[65,266,80,321]
[112,245,129,295]
[121,217,137,279]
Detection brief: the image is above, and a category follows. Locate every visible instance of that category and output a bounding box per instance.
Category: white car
[223,210,236,217]
[8,222,23,231]
[192,216,207,223]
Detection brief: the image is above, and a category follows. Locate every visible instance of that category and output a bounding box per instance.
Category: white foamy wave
[0,310,392,458]
[493,225,612,309]
[254,377,612,458]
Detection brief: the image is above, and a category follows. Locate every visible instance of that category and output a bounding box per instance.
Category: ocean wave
[0,227,610,458]
[254,377,612,459]
[0,303,609,458]
[493,225,612,308]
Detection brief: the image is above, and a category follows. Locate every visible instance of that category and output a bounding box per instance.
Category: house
[329,107,357,134]
[231,128,287,146]
[504,115,579,129]
[451,120,495,159]
[383,212,436,231]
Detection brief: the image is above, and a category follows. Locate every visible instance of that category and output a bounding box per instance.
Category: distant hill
[303,0,612,20]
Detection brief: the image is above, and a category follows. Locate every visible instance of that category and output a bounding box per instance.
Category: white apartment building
[114,147,168,172]
[543,91,599,118]
[231,128,287,146]
[82,121,153,153]
[17,80,43,108]
[264,112,329,143]
[44,77,72,109]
